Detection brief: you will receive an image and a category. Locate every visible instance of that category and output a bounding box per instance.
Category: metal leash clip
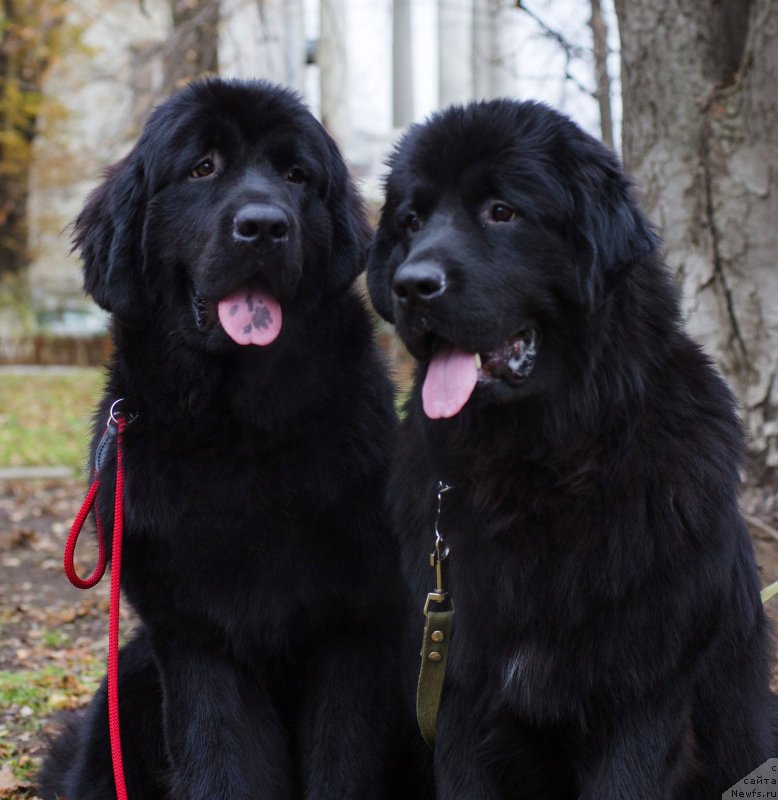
[417,481,455,747]
[95,399,137,474]
[424,481,453,616]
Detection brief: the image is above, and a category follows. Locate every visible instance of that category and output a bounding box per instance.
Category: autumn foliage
[0,0,80,275]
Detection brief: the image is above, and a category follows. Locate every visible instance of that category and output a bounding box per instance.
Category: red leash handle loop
[64,478,107,589]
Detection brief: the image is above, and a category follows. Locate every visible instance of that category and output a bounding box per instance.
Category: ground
[0,477,777,799]
[0,477,134,799]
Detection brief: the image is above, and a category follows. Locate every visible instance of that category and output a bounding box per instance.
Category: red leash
[64,408,129,800]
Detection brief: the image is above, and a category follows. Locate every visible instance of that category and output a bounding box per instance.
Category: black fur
[368,99,776,798]
[38,78,419,800]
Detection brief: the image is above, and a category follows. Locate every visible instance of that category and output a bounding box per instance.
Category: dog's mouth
[193,281,282,346]
[421,328,539,419]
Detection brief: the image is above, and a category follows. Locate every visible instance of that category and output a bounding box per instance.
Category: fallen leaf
[0,767,16,790]
[46,692,72,710]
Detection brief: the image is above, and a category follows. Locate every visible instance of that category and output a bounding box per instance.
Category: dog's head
[368,100,657,419]
[74,78,370,352]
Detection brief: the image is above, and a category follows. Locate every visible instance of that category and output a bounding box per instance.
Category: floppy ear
[72,151,147,326]
[365,219,395,323]
[568,138,658,311]
[322,136,373,296]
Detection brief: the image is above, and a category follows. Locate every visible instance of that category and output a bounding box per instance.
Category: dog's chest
[120,435,365,642]
[498,641,555,709]
[440,498,589,721]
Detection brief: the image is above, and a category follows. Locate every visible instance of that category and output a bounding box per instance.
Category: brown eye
[490,203,516,222]
[191,158,215,179]
[405,212,421,233]
[286,166,306,184]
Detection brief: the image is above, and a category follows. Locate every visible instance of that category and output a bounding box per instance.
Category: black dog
[38,78,416,800]
[367,100,776,798]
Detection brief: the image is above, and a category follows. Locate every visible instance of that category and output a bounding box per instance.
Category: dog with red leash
[38,78,425,800]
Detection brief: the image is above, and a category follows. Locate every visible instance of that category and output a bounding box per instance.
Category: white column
[219,0,284,82]
[438,0,473,106]
[393,0,414,127]
[283,0,306,93]
[257,0,286,82]
[319,0,350,148]
[472,0,517,100]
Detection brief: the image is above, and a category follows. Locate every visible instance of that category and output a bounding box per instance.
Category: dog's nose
[233,204,290,246]
[392,261,447,304]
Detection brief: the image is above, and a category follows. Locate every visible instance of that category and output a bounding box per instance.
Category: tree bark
[615,0,778,474]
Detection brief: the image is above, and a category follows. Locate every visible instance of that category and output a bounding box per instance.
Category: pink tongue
[217,288,282,346]
[422,345,478,419]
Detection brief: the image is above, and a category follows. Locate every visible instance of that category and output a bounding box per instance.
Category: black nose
[392,261,447,304]
[233,204,290,246]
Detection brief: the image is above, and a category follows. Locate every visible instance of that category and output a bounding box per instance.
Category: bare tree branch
[515,0,587,61]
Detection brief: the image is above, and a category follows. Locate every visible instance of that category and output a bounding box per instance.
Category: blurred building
[27,0,617,323]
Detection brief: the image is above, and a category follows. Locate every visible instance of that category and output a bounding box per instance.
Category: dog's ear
[365,221,395,323]
[568,137,658,311]
[322,136,373,296]
[72,150,147,325]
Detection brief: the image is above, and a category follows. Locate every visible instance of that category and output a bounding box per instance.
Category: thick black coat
[38,78,418,800]
[367,99,776,799]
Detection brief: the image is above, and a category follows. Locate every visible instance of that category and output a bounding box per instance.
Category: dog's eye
[191,158,215,179]
[405,212,421,233]
[490,203,516,222]
[286,166,307,184]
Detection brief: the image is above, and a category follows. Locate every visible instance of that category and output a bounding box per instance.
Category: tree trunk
[164,0,219,90]
[0,0,67,276]
[615,0,778,474]
[589,0,613,148]
[0,160,30,277]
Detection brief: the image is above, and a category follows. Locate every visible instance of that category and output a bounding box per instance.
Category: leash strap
[417,604,454,747]
[416,482,454,748]
[63,406,129,800]
[107,415,127,800]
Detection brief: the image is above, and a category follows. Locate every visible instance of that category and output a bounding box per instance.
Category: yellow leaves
[0,0,83,254]
[45,673,94,710]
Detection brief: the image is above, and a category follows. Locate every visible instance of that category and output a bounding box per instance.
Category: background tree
[163,0,218,90]
[615,0,778,477]
[516,0,615,149]
[588,0,613,148]
[0,0,75,277]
